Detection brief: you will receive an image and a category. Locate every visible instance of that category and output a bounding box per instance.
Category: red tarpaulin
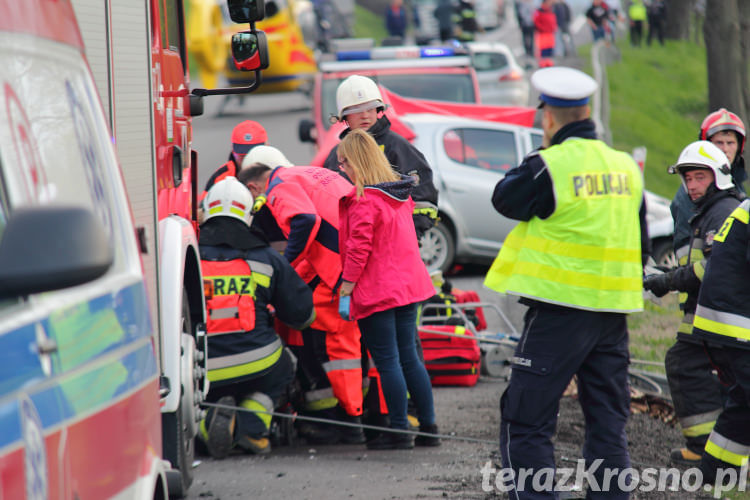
[309,86,537,166]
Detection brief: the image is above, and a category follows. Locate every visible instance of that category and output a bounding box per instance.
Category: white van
[0,2,169,498]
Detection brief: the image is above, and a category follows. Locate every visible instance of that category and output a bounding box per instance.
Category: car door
[434,124,523,256]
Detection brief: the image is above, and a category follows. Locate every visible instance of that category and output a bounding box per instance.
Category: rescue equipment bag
[419,325,481,387]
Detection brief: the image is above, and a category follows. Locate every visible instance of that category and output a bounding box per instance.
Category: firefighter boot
[670,447,702,466]
[237,435,271,455]
[366,429,414,450]
[203,396,237,459]
[414,423,441,447]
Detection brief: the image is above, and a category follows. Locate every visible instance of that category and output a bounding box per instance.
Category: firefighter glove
[643,272,672,298]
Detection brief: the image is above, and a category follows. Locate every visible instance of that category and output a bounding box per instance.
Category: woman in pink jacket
[337,129,440,450]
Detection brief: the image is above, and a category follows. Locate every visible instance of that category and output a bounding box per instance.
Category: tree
[664,0,693,40]
[703,0,749,121]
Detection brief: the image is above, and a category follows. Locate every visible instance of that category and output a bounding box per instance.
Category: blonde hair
[338,129,399,198]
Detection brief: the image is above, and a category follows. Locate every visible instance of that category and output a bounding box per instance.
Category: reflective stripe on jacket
[485,138,644,312]
[693,200,750,347]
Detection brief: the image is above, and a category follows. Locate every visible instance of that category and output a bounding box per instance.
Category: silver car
[466,41,531,106]
[408,113,674,272]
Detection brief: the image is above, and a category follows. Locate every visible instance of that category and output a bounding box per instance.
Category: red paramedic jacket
[263,166,352,289]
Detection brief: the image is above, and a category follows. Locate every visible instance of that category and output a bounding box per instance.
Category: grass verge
[353,4,388,44]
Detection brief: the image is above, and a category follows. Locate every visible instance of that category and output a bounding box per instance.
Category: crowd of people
[192,56,750,494]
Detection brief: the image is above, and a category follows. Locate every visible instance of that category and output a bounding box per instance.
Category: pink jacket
[339,180,435,320]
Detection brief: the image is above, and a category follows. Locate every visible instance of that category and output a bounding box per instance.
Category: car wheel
[420,222,455,274]
[651,238,677,269]
[162,290,198,498]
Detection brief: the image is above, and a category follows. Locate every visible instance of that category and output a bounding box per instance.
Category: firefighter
[238,164,368,445]
[670,109,746,268]
[199,120,268,205]
[197,177,315,458]
[644,141,743,466]
[485,67,649,499]
[692,197,750,484]
[322,75,438,241]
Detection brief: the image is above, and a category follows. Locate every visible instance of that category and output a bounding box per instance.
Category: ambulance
[0,0,268,498]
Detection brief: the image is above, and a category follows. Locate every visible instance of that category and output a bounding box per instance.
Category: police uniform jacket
[489,118,650,313]
[693,198,750,349]
[323,115,439,237]
[199,217,314,386]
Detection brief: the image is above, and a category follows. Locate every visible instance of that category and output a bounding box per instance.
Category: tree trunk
[739,0,750,122]
[703,0,746,116]
[665,0,693,40]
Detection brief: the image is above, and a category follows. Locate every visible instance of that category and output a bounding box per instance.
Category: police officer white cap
[531,67,598,108]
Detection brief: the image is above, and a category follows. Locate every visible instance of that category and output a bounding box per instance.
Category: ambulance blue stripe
[0,282,157,449]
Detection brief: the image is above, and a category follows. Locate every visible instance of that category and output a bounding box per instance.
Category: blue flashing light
[420,47,455,57]
[337,50,372,61]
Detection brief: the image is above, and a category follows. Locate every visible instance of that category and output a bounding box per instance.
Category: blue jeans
[358,303,436,430]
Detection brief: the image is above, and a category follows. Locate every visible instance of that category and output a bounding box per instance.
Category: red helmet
[699,108,746,154]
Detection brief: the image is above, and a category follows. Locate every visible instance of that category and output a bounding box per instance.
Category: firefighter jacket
[485,120,645,313]
[323,115,439,238]
[262,166,352,290]
[693,198,750,348]
[199,217,315,386]
[339,177,435,320]
[665,188,742,341]
[199,153,240,203]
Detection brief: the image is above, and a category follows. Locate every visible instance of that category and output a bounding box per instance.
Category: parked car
[404,113,674,272]
[466,41,530,106]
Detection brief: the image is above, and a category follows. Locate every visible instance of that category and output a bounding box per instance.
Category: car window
[321,72,476,130]
[531,131,543,150]
[472,51,509,72]
[443,128,517,172]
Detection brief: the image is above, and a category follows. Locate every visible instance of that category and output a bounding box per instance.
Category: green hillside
[596,40,709,198]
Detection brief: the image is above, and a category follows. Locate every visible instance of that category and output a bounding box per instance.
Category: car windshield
[321,73,476,129]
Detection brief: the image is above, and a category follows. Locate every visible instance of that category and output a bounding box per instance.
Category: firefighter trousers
[665,338,724,454]
[499,305,631,499]
[700,344,750,483]
[204,348,295,440]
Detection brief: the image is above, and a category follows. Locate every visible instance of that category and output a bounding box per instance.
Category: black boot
[338,414,367,444]
[414,423,441,447]
[366,429,414,450]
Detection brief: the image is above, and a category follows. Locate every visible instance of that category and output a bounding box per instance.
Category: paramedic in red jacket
[238,164,367,444]
[337,129,440,449]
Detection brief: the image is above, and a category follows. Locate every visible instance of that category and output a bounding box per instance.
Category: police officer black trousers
[499,305,631,499]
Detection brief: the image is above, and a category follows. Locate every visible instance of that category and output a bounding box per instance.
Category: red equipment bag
[419,324,481,387]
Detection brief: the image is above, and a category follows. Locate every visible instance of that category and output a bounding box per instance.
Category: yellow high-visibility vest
[485,138,644,312]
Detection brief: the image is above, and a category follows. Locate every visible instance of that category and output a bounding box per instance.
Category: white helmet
[335,75,385,120]
[203,176,254,226]
[240,145,293,170]
[669,140,734,190]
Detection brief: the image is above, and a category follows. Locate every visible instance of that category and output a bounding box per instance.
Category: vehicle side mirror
[232,31,269,71]
[0,205,113,298]
[227,0,265,23]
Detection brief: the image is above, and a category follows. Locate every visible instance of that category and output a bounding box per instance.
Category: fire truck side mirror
[227,0,265,23]
[232,31,269,71]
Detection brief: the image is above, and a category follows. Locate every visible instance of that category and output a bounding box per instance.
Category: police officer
[239,164,368,445]
[198,177,315,458]
[670,109,747,267]
[692,198,750,483]
[485,67,649,499]
[644,141,743,466]
[322,75,438,240]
